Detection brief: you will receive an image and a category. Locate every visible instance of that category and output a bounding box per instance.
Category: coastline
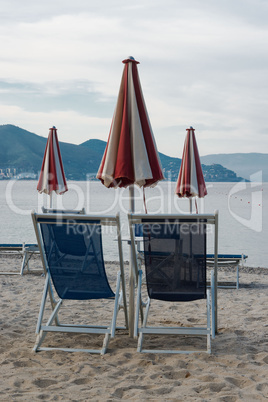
[0,255,267,401]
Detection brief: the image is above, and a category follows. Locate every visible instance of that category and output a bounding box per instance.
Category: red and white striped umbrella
[37,126,68,199]
[176,127,207,210]
[97,56,164,189]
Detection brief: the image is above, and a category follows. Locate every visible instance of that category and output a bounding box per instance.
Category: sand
[0,254,267,401]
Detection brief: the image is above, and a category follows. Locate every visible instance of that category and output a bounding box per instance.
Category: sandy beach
[0,254,267,401]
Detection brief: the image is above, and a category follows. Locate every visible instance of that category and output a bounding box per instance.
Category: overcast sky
[0,0,267,157]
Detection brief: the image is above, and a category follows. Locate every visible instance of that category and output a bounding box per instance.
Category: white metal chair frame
[32,211,128,355]
[41,207,86,214]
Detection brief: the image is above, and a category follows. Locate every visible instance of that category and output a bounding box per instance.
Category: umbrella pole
[129,185,135,338]
[49,193,53,209]
[189,198,193,281]
[129,184,135,213]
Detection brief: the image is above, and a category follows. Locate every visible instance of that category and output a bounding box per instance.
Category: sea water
[0,180,267,268]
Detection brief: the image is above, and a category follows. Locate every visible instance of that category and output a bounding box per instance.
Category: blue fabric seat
[142,220,206,302]
[40,220,114,300]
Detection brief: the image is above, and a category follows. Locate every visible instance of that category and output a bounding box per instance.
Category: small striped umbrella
[37,126,68,207]
[176,127,207,212]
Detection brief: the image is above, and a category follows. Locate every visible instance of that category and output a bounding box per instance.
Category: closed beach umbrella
[97,56,164,190]
[175,127,207,212]
[97,56,164,336]
[37,126,68,207]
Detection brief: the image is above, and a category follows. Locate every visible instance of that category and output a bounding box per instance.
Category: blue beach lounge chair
[128,212,219,354]
[32,211,128,354]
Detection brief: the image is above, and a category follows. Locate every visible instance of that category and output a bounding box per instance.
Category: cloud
[0,0,268,157]
[0,103,111,144]
[0,80,115,117]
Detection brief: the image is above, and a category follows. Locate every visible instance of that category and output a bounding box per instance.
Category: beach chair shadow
[128,213,218,354]
[32,211,128,355]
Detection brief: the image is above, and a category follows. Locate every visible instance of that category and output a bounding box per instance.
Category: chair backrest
[32,213,119,301]
[129,213,219,303]
[142,219,206,302]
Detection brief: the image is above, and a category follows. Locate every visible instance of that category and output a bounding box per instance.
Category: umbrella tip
[122,56,139,64]
[52,126,56,129]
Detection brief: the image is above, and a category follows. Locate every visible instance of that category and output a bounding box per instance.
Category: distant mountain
[201,153,268,182]
[0,125,100,180]
[80,138,106,156]
[0,124,247,182]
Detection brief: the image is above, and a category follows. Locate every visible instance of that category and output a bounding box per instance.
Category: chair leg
[210,270,215,339]
[134,270,143,338]
[103,271,127,353]
[236,263,239,289]
[20,252,27,275]
[207,289,211,354]
[35,275,50,334]
[101,333,111,355]
[137,298,151,353]
[111,272,121,338]
[33,330,47,352]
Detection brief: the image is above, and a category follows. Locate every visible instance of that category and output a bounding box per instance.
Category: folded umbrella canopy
[37,126,68,207]
[175,127,207,212]
[97,56,164,189]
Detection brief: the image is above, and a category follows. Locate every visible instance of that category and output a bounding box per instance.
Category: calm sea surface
[0,180,267,268]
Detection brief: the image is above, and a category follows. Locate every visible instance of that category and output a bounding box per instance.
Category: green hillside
[0,125,99,180]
